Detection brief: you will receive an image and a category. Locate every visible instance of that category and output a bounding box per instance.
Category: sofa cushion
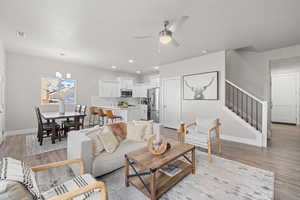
[195,118,219,134]
[0,181,34,200]
[99,126,119,153]
[126,122,147,142]
[92,140,147,177]
[107,122,127,139]
[86,126,104,157]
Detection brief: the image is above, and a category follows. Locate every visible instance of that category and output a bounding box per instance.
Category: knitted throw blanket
[0,157,41,200]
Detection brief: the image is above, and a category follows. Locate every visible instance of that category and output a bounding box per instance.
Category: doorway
[270,57,300,125]
[161,77,181,129]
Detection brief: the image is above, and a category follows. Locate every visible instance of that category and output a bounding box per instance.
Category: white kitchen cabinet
[133,84,150,97]
[99,80,120,97]
[119,78,134,90]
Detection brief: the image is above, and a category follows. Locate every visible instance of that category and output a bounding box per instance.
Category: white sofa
[67,123,163,177]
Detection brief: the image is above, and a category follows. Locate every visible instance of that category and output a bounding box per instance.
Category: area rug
[99,151,274,200]
[36,151,274,200]
[25,134,67,156]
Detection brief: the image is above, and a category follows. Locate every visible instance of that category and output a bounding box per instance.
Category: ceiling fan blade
[168,16,189,32]
[171,38,180,47]
[132,35,153,39]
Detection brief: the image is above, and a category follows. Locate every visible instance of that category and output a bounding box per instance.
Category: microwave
[120,89,132,97]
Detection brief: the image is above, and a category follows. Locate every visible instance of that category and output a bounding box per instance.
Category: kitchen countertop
[95,105,141,110]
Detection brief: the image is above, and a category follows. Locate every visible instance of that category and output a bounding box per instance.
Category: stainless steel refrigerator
[147,87,160,123]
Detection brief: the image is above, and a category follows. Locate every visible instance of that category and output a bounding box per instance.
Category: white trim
[221,134,259,147]
[226,80,263,103]
[5,128,36,136]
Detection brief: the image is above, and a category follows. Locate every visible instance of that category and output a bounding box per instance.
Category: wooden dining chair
[74,104,81,113]
[34,107,60,145]
[97,108,107,126]
[88,107,100,127]
[106,110,122,123]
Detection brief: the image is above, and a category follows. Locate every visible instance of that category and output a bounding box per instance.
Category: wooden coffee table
[125,139,196,200]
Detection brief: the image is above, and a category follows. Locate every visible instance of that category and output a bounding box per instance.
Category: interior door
[161,77,181,129]
[271,73,298,124]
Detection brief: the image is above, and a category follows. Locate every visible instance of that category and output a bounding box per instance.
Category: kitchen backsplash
[91,96,146,106]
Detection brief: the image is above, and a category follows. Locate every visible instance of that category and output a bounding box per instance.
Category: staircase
[225,80,268,147]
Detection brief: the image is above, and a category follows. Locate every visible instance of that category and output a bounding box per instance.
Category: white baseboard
[221,134,260,147]
[5,128,37,136]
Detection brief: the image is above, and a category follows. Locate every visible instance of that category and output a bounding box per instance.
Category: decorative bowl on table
[147,136,170,155]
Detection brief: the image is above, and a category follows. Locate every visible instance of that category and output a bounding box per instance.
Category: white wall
[0,41,5,143]
[160,51,257,142]
[226,45,300,101]
[5,52,137,131]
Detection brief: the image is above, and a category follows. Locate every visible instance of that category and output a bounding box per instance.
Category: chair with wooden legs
[178,118,221,162]
[98,108,107,126]
[35,107,60,145]
[31,158,108,200]
[105,110,122,123]
[88,107,100,127]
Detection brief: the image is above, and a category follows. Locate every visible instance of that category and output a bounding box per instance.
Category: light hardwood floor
[1,123,299,200]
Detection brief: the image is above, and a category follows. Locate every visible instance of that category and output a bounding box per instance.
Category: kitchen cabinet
[133,84,150,98]
[99,80,120,97]
[119,78,134,90]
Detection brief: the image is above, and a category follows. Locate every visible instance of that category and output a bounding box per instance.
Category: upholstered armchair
[32,158,107,200]
[178,118,221,162]
[0,158,107,200]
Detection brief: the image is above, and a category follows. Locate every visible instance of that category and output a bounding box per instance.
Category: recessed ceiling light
[112,66,117,69]
[154,66,159,70]
[128,59,134,63]
[60,52,65,56]
[136,70,141,74]
[201,50,208,54]
[16,31,26,38]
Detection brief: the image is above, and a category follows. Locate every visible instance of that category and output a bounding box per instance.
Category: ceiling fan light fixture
[159,30,172,44]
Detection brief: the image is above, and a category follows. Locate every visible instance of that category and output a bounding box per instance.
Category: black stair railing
[225,81,263,133]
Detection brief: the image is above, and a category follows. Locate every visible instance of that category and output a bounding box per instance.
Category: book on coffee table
[159,160,183,177]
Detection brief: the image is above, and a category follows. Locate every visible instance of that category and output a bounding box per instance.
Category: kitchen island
[93,105,147,122]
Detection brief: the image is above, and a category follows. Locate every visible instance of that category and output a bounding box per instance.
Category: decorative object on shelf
[183,71,219,100]
[147,135,170,155]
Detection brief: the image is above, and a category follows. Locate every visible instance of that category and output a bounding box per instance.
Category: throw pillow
[133,120,153,141]
[107,122,127,139]
[126,122,147,142]
[86,126,104,157]
[98,126,119,153]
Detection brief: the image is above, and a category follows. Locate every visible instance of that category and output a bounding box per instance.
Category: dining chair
[106,110,122,123]
[88,107,100,127]
[97,108,107,126]
[34,107,60,145]
[75,104,81,113]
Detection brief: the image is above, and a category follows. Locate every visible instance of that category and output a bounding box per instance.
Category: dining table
[40,111,86,144]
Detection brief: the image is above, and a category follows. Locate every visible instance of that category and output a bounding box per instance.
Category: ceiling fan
[133,16,189,47]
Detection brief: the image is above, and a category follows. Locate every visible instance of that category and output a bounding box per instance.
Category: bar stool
[106,110,122,123]
[98,108,107,126]
[88,107,99,127]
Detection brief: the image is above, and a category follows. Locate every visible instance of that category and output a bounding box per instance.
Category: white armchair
[178,118,221,162]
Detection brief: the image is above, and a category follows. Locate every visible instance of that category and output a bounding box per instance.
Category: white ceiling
[1,0,300,74]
